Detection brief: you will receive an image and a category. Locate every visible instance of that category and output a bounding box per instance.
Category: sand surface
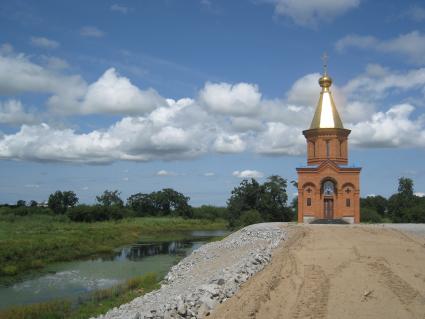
[209,224,425,319]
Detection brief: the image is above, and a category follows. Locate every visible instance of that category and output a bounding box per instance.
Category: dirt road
[209,225,425,319]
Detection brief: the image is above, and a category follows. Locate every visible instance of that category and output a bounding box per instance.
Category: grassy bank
[0,272,160,319]
[0,214,227,283]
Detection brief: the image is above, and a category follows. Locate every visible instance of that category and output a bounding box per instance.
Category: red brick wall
[297,128,360,223]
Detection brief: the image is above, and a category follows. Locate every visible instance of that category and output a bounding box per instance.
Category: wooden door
[324,199,334,219]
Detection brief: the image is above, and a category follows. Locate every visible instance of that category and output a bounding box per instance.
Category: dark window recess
[307,198,312,206]
[326,141,330,158]
[346,198,351,207]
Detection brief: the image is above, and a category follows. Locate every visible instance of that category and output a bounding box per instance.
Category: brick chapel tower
[296,63,361,224]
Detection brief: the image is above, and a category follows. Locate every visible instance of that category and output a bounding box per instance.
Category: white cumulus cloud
[336,31,425,64]
[0,43,13,55]
[342,64,425,100]
[0,52,86,96]
[156,170,176,176]
[213,134,246,153]
[42,56,69,70]
[199,82,261,116]
[232,170,264,179]
[255,122,305,155]
[0,100,38,125]
[0,46,425,163]
[81,68,166,114]
[350,104,425,148]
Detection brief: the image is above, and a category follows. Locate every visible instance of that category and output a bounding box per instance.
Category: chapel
[296,62,361,223]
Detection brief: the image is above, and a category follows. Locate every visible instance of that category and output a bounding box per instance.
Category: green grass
[0,214,227,283]
[0,273,160,319]
[69,272,160,319]
[0,300,71,319]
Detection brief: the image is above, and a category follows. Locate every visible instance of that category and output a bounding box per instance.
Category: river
[0,229,228,309]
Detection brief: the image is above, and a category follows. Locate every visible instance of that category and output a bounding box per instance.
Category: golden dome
[309,73,344,129]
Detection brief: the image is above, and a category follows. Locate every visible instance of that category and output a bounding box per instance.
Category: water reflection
[116,241,189,261]
[0,229,228,309]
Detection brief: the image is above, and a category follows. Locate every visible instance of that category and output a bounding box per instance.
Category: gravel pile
[379,223,425,238]
[93,223,287,319]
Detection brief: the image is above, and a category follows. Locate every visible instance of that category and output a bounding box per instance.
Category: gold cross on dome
[322,52,328,75]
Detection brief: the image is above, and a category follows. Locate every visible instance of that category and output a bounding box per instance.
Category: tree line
[1,175,423,225]
[360,177,425,223]
[0,175,293,226]
[0,188,227,223]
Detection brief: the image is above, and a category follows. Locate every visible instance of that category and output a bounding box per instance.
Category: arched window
[307,198,312,206]
[323,181,335,196]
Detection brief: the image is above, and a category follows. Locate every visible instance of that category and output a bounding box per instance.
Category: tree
[237,210,262,227]
[30,200,38,207]
[16,200,26,207]
[291,196,298,220]
[227,179,262,227]
[388,177,415,222]
[48,190,79,214]
[398,177,414,198]
[361,207,382,223]
[360,195,388,217]
[126,189,192,218]
[96,190,124,207]
[48,191,65,214]
[159,188,192,218]
[404,201,425,223]
[63,191,78,208]
[227,175,291,227]
[259,175,291,221]
[127,193,156,216]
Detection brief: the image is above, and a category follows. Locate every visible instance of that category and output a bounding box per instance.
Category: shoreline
[94,222,289,319]
[0,216,227,285]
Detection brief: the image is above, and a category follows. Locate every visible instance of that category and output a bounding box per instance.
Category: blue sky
[1,0,425,205]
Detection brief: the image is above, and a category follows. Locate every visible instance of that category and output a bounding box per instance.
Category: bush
[67,205,133,222]
[30,259,45,269]
[404,205,425,223]
[192,206,228,220]
[361,207,382,223]
[237,210,263,227]
[0,206,52,217]
[1,265,18,276]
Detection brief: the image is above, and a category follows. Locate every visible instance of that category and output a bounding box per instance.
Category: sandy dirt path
[209,225,425,319]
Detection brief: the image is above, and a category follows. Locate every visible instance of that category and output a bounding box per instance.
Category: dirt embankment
[209,225,425,319]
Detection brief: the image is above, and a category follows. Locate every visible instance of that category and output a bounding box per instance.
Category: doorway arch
[321,178,337,219]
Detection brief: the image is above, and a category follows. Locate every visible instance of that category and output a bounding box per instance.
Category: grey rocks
[93,223,287,319]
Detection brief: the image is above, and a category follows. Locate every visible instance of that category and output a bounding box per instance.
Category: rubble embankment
[94,223,288,319]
